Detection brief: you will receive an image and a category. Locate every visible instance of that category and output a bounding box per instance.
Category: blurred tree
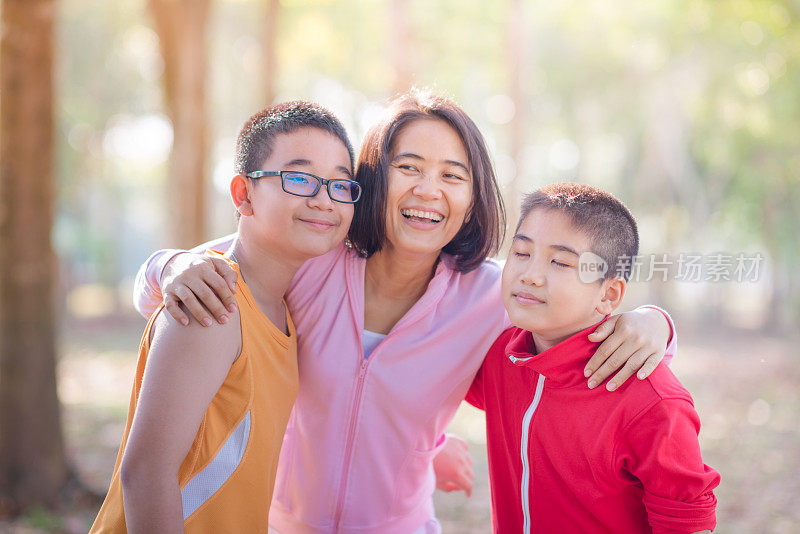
[56,1,166,294]
[389,0,415,95]
[505,0,530,244]
[0,0,69,515]
[262,0,280,105]
[148,0,210,247]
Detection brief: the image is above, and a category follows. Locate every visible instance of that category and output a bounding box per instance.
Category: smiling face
[502,207,625,347]
[383,118,473,261]
[233,127,354,262]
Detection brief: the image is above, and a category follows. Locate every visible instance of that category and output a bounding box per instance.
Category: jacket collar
[505,317,609,388]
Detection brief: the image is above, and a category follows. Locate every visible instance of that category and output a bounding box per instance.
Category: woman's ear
[596,277,626,315]
[230,174,254,216]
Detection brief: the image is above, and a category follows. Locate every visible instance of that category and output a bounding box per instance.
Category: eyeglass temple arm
[245,171,281,178]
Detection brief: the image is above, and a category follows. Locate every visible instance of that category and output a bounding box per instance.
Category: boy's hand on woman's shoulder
[161,252,239,327]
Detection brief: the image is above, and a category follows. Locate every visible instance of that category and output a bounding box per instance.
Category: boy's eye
[287,175,309,185]
[513,252,530,258]
[552,260,571,268]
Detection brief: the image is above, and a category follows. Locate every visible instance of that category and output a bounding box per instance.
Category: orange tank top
[90,253,298,533]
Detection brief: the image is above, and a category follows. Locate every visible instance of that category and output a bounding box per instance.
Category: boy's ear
[231,174,254,216]
[596,277,626,315]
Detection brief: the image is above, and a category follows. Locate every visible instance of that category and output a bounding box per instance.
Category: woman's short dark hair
[348,89,506,272]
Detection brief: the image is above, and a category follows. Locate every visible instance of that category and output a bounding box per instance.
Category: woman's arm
[433,434,474,497]
[140,245,676,392]
[132,234,237,321]
[583,306,676,390]
[119,308,241,532]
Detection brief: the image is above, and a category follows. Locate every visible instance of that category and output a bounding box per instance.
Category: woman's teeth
[400,209,444,223]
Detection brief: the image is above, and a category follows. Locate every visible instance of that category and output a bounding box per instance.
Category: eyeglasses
[245,170,362,204]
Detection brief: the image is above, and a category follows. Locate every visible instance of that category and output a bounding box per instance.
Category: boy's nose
[307,186,335,210]
[521,262,546,286]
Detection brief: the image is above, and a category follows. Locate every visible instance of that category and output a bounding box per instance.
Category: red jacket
[467,322,720,533]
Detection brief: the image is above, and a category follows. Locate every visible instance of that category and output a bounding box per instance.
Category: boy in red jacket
[467,182,720,533]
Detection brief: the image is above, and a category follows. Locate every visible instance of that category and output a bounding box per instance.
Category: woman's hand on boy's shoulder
[161,252,239,327]
[583,308,671,391]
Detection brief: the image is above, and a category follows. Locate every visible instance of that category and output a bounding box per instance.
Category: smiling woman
[348,91,505,272]
[386,119,473,259]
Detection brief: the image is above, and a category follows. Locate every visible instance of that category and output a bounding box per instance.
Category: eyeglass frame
[245,170,362,204]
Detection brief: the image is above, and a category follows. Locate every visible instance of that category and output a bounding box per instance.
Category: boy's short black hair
[517,182,639,281]
[235,101,355,175]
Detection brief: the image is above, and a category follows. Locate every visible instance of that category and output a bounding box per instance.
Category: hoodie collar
[505,317,609,388]
[345,249,456,334]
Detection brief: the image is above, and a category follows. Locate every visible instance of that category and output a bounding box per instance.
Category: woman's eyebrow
[393,152,423,161]
[393,152,470,175]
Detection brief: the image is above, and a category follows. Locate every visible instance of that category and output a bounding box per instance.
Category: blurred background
[1,0,798,532]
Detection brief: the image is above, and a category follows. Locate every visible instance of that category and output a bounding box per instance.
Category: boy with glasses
[91,101,359,533]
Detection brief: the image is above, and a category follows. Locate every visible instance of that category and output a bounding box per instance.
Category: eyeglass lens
[282,172,361,203]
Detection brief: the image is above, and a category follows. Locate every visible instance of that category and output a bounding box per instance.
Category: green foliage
[21,506,64,530]
[54,0,800,320]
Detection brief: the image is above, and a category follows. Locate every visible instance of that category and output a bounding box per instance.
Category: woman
[134,89,675,533]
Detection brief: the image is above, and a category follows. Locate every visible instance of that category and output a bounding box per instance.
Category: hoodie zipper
[333,355,369,531]
[520,375,546,533]
[333,253,449,530]
[332,318,425,530]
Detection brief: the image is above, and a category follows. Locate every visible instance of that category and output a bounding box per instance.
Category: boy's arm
[119,308,241,532]
[618,397,721,534]
[132,233,237,319]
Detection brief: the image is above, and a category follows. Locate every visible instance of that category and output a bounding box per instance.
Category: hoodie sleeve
[617,396,720,533]
[464,361,486,411]
[132,234,237,318]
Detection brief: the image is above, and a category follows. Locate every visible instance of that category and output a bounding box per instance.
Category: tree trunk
[148,0,210,248]
[0,0,69,515]
[262,0,280,106]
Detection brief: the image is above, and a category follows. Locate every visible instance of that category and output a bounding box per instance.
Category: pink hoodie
[134,236,676,534]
